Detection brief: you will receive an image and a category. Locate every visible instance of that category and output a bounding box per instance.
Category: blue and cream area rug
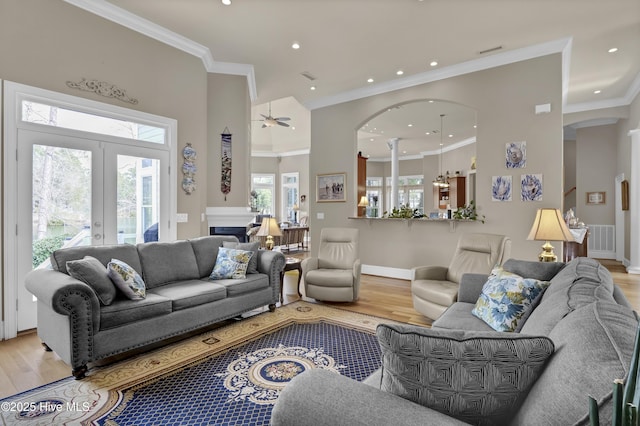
[1,301,394,425]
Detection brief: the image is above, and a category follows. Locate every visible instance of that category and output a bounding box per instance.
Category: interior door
[17,129,104,331]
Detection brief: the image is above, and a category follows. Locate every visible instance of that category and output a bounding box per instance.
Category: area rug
[0,301,398,425]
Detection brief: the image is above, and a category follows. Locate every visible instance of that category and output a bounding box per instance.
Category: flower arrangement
[383,205,423,219]
[249,190,258,212]
[452,200,485,223]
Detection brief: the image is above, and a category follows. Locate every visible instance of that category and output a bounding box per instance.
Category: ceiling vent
[479,45,503,55]
[300,71,317,81]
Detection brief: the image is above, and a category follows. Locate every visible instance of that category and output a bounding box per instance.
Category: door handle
[93,234,102,240]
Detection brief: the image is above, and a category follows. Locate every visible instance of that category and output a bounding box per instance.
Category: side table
[280,257,302,302]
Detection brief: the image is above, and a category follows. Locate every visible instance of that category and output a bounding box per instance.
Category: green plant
[452,200,485,223]
[383,204,423,219]
[590,323,640,426]
[32,234,71,268]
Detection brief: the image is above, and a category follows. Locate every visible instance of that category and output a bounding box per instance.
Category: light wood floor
[1,257,638,399]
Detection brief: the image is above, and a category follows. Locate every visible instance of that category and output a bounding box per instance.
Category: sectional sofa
[271,257,639,425]
[25,235,285,379]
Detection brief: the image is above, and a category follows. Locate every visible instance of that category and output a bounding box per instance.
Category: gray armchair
[411,233,511,320]
[301,228,361,302]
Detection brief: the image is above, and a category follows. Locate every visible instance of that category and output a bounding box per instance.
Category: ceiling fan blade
[262,123,268,128]
[274,117,290,121]
[260,114,270,119]
[277,121,290,127]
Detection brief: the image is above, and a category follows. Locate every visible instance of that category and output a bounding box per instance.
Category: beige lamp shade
[527,208,573,262]
[256,217,282,237]
[256,217,282,250]
[357,196,369,207]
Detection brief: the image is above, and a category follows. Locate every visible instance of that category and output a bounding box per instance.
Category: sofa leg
[42,342,52,352]
[268,303,276,312]
[72,365,88,380]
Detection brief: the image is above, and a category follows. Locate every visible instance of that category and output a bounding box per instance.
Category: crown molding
[63,0,257,101]
[367,137,476,162]
[304,38,572,111]
[252,148,310,158]
[564,71,640,114]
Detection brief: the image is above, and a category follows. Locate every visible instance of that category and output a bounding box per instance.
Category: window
[22,100,166,144]
[251,174,275,215]
[365,177,383,218]
[281,172,299,223]
[385,175,424,214]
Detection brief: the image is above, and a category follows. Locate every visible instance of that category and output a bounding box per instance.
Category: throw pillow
[107,259,146,300]
[209,247,254,280]
[66,256,117,305]
[222,241,260,274]
[472,266,550,332]
[376,324,555,426]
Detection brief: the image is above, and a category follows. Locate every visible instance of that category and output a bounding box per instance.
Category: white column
[628,129,640,274]
[389,138,400,209]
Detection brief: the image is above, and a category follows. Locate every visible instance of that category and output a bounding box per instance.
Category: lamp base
[265,235,274,251]
[538,241,558,262]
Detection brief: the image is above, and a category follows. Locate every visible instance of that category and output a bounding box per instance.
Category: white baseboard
[623,258,631,268]
[590,250,617,260]
[362,264,412,280]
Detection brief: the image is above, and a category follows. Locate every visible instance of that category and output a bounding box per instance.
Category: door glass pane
[118,155,160,244]
[32,145,92,269]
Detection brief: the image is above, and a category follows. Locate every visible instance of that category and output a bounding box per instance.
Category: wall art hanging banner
[221,128,232,200]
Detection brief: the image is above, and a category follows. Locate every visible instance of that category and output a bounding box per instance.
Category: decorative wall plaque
[66,78,139,105]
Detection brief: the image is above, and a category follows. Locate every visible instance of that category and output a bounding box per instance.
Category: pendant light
[432,114,449,188]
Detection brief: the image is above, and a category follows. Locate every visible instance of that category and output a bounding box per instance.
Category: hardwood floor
[1,256,638,399]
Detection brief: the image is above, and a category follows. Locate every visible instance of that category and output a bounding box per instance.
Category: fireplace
[209,226,247,242]
[206,207,256,243]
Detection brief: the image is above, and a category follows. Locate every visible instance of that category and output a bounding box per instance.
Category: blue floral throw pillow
[472,266,550,332]
[210,247,254,280]
[107,259,146,300]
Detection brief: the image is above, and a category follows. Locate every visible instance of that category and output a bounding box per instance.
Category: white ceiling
[71,0,640,157]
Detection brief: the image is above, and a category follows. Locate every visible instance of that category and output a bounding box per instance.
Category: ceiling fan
[256,103,291,128]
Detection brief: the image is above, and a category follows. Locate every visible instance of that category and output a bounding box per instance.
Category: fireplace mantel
[206,207,256,228]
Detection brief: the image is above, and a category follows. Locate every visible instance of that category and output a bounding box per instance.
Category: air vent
[300,71,317,81]
[479,45,503,55]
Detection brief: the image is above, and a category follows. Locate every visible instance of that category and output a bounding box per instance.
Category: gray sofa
[271,257,639,426]
[25,235,285,379]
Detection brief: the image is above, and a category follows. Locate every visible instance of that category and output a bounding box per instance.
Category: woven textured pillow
[209,247,253,280]
[107,258,146,300]
[222,241,260,274]
[472,266,550,332]
[66,256,116,305]
[376,324,554,426]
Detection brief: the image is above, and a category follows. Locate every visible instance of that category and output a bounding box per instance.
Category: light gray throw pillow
[66,256,117,305]
[222,241,260,274]
[376,323,554,426]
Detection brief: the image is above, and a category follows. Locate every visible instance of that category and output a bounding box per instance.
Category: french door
[15,128,169,331]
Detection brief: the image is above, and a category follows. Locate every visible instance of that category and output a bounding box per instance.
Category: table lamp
[357,195,369,217]
[527,208,573,262]
[256,217,282,250]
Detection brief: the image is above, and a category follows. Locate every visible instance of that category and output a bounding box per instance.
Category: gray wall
[308,54,564,269]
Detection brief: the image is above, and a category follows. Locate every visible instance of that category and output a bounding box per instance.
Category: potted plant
[452,200,485,223]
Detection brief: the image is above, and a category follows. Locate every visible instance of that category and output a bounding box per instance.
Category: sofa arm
[457,273,489,303]
[411,265,448,281]
[256,250,285,295]
[25,269,101,326]
[271,369,468,426]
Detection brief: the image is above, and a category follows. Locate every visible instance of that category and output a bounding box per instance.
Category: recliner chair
[411,233,511,320]
[301,228,361,302]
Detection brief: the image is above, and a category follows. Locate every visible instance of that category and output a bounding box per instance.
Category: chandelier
[432,114,449,188]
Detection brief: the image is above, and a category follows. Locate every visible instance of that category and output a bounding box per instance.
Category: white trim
[63,0,257,102]
[3,81,177,338]
[368,137,476,162]
[565,71,640,114]
[252,148,310,158]
[305,38,572,111]
[362,264,412,281]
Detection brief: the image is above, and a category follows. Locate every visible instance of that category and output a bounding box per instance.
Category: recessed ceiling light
[408,124,413,127]
[473,125,477,129]
[608,47,618,53]
[367,78,374,83]
[402,150,407,154]
[221,0,231,5]
[594,90,602,94]
[291,42,300,49]
[396,70,404,76]
[430,61,438,67]
[370,138,374,142]
[425,132,431,135]
[428,100,434,103]
[448,134,453,138]
[310,86,316,90]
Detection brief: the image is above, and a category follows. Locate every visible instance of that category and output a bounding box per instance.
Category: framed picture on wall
[586,191,606,205]
[317,173,346,202]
